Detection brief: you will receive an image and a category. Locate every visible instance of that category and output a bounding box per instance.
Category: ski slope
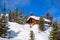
[0,22,52,40]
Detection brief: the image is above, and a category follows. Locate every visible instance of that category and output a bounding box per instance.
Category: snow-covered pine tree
[2,2,7,22]
[17,11,23,24]
[38,16,45,31]
[58,23,60,27]
[15,6,18,22]
[9,10,15,22]
[30,31,34,40]
[49,21,58,40]
[16,19,22,24]
[0,15,9,38]
[0,13,2,19]
[18,8,24,24]
[46,12,53,21]
[3,2,6,14]
[0,13,1,16]
[23,13,28,24]
[8,10,11,22]
[15,6,18,15]
[0,2,9,38]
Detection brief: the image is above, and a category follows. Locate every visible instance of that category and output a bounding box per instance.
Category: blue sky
[0,0,60,22]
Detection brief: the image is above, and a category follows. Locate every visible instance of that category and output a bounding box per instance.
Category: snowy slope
[8,22,31,40]
[0,22,51,40]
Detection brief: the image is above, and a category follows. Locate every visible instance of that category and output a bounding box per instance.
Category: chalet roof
[43,18,51,22]
[27,16,39,20]
[27,16,51,22]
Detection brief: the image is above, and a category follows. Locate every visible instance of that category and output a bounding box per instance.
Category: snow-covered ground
[0,22,52,40]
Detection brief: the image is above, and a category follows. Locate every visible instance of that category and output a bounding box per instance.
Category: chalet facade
[26,18,39,25]
[26,16,51,25]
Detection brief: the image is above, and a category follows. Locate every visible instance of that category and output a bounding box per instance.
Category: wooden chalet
[26,18,39,25]
[26,16,51,25]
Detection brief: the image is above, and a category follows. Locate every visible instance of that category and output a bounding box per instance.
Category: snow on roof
[27,16,40,20]
[43,18,51,22]
[27,16,51,22]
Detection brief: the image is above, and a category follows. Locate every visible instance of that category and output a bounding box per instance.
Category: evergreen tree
[30,31,34,40]
[23,13,28,24]
[30,12,34,16]
[18,8,24,24]
[2,14,7,23]
[49,21,58,40]
[0,13,1,17]
[0,13,2,19]
[8,10,12,22]
[51,21,58,30]
[18,13,23,24]
[3,2,6,14]
[46,12,53,21]
[2,2,7,22]
[16,19,22,24]
[0,16,9,38]
[15,6,19,22]
[0,2,9,37]
[38,16,45,31]
[9,10,15,22]
[58,23,60,27]
[15,6,18,14]
[19,11,24,19]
